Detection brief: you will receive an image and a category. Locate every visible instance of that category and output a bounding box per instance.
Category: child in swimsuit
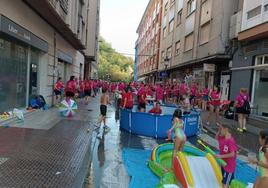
[168,109,186,161]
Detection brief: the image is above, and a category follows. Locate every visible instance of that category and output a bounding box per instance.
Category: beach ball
[59,99,78,117]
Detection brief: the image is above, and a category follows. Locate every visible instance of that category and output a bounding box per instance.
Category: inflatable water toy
[58,99,78,117]
[148,143,223,188]
[120,105,200,138]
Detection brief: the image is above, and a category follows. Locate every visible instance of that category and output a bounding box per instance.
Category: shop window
[255,55,268,65]
[0,38,28,112]
[247,6,261,19]
[253,70,268,116]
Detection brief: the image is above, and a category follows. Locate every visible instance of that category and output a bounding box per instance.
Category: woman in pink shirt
[235,88,250,132]
[156,84,164,104]
[173,82,179,104]
[202,87,209,110]
[207,86,221,125]
[65,76,76,98]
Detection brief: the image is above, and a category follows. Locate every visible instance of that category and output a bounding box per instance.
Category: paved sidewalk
[0,99,97,188]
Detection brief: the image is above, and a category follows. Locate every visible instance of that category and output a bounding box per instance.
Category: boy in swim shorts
[96,88,110,131]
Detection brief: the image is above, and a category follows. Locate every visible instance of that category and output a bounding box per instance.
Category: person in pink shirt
[173,82,179,104]
[65,76,76,98]
[235,88,250,132]
[156,84,164,104]
[190,82,198,105]
[179,82,187,99]
[215,123,237,188]
[202,87,209,110]
[164,84,171,104]
[54,77,64,101]
[207,86,221,125]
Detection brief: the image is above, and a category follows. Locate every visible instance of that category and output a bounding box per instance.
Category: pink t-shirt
[180,84,187,96]
[218,136,237,173]
[156,86,164,100]
[236,93,250,108]
[173,85,179,96]
[190,84,198,96]
[202,88,209,96]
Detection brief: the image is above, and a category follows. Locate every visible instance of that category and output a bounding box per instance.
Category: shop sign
[0,15,48,52]
[203,64,215,72]
[159,71,168,78]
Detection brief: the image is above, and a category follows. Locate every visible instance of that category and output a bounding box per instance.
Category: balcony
[229,11,242,39]
[23,0,85,50]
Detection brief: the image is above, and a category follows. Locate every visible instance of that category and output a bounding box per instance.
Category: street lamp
[164,56,170,85]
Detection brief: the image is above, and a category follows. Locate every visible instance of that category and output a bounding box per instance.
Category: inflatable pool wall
[120,105,200,138]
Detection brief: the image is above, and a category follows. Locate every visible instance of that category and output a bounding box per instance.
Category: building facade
[159,0,241,100]
[0,0,94,112]
[136,0,163,83]
[230,0,268,118]
[84,0,100,80]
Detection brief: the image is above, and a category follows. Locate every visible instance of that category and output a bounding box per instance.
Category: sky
[100,0,150,57]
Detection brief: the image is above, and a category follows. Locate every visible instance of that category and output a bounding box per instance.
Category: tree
[98,37,134,82]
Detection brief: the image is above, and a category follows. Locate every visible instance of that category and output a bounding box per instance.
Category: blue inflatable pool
[120,105,200,138]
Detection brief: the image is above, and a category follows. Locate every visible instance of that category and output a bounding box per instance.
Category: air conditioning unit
[229,11,242,39]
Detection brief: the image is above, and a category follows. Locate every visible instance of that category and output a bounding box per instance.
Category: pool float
[148,143,223,188]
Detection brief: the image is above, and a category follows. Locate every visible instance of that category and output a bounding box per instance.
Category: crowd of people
[53,75,267,188]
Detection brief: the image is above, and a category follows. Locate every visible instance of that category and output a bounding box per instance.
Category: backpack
[242,98,251,114]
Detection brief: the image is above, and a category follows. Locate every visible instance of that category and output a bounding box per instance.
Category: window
[175,41,181,55]
[255,55,268,65]
[161,51,166,61]
[59,0,69,14]
[164,2,168,13]
[177,11,182,26]
[199,23,210,44]
[247,6,261,19]
[187,0,196,16]
[163,27,168,38]
[184,33,194,51]
[167,46,172,59]
[169,19,174,32]
[264,4,268,12]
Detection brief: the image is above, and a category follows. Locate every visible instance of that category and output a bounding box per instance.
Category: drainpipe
[52,31,57,106]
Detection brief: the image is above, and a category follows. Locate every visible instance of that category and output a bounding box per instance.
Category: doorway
[220,74,230,101]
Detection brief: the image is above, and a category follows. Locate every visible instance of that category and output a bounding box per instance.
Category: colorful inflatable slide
[148,143,224,188]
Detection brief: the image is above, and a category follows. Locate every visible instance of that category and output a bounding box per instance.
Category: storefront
[251,55,268,117]
[0,15,48,112]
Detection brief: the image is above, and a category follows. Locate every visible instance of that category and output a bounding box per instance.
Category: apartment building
[84,0,100,79]
[0,0,91,111]
[136,0,163,83]
[158,0,240,100]
[230,0,268,118]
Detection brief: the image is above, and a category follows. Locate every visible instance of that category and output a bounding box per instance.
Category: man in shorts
[96,88,110,131]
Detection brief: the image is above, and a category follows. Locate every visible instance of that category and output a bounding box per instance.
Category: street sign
[159,72,168,78]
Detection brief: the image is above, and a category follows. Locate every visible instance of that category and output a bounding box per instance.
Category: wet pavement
[0,95,261,188]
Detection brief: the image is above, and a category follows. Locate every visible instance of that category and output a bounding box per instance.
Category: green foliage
[98,37,134,82]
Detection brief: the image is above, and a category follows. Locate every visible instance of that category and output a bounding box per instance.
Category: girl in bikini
[168,109,186,161]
